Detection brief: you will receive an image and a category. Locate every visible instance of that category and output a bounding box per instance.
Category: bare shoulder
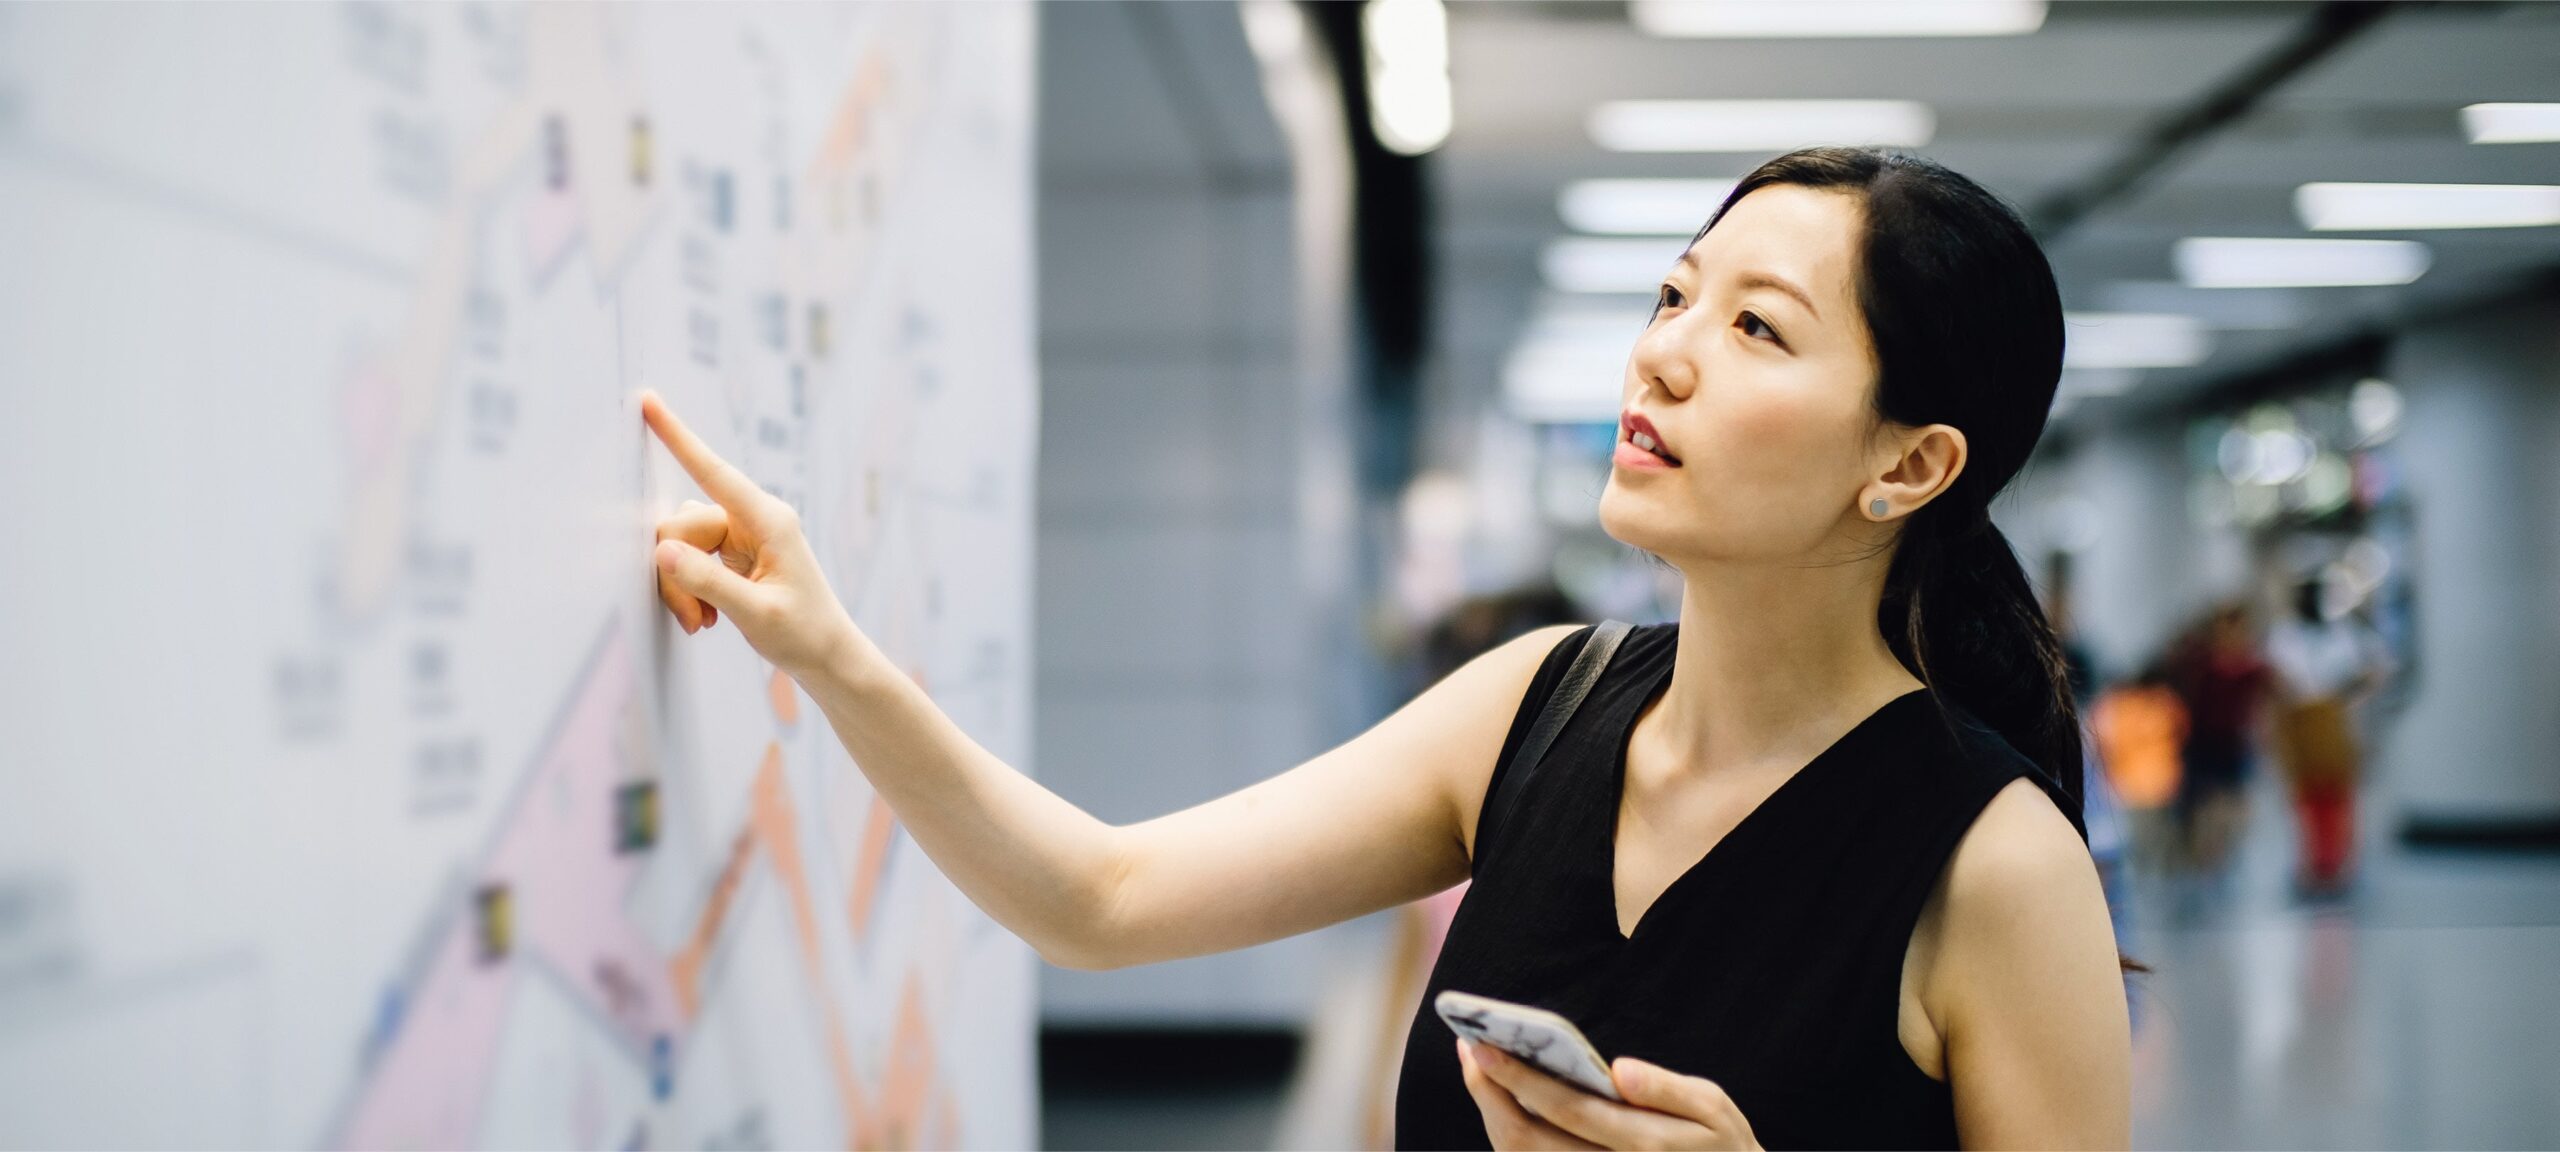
[1941,778,2105,924]
[1908,778,2106,1026]
[1927,782,2133,1146]
[1401,623,1585,856]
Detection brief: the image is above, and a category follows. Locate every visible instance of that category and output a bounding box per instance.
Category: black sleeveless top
[1395,623,2042,1149]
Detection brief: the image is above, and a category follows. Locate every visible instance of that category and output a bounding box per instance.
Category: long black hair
[1697,147,2086,838]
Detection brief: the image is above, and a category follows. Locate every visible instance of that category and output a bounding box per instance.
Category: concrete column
[1032,2,1361,1025]
[2381,295,2560,834]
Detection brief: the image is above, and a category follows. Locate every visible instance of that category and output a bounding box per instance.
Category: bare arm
[1090,623,1575,966]
[1931,780,2133,1149]
[639,391,1565,970]
[789,618,1567,970]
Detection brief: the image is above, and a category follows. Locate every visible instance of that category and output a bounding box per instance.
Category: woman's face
[1597,183,1887,567]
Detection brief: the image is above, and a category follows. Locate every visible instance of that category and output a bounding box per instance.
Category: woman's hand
[642,391,860,677]
[1458,1039,1761,1151]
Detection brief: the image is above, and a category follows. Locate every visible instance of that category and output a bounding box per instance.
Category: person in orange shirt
[2091,662,2187,876]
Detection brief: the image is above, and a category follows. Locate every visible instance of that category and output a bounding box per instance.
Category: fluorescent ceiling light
[2096,280,2304,331]
[2463,103,2560,145]
[1541,236,1691,294]
[1589,100,1934,153]
[2297,182,2560,231]
[1365,0,1451,155]
[2061,313,2210,370]
[1558,179,1738,235]
[2173,237,2430,289]
[1631,0,2045,38]
[1241,0,1306,64]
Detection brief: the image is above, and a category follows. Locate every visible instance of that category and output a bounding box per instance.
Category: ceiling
[1430,0,2560,439]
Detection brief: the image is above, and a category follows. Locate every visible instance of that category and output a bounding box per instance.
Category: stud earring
[1869,498,1889,518]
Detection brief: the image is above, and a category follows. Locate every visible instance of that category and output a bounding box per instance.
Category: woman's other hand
[642,391,858,677]
[1459,1039,1761,1151]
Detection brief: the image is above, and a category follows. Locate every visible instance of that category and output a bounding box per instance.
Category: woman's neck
[1653,551,1923,775]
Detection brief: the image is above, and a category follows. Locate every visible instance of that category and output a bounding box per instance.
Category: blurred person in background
[2091,662,2188,878]
[2266,575,2391,898]
[2172,603,2271,883]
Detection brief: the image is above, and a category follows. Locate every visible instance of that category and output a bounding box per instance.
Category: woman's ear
[1860,423,1968,522]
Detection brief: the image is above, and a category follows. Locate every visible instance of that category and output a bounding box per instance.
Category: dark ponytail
[1702,148,2085,837]
[1882,515,2086,839]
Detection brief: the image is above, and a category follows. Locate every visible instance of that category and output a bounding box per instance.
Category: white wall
[2381,296,2560,825]
[1033,2,1361,1026]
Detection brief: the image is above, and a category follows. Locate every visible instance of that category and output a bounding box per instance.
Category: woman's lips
[1617,410,1682,470]
[1613,440,1678,471]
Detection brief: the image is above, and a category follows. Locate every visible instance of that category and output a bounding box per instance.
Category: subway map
[0,4,1036,1147]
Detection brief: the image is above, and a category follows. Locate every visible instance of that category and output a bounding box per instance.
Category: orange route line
[868,969,938,1150]
[769,667,802,727]
[806,52,891,186]
[669,822,756,1022]
[661,744,876,1142]
[747,742,876,1144]
[848,797,897,944]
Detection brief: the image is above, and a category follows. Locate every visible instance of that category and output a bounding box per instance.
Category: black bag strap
[1478,620,1632,862]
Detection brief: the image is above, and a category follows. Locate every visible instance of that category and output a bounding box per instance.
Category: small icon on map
[650,1034,675,1100]
[366,984,407,1058]
[630,116,652,188]
[475,882,513,963]
[615,781,659,854]
[759,293,787,352]
[595,958,646,1022]
[809,303,830,360]
[543,114,570,192]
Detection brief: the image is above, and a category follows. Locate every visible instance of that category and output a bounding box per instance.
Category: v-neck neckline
[1601,675,1929,944]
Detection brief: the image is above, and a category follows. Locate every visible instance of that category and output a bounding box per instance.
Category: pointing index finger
[642,391,764,514]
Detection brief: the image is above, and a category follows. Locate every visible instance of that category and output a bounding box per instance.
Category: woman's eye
[1655,284,1685,311]
[1738,311,1779,342]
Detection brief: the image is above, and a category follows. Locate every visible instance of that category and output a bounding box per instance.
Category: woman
[2265,576,2388,896]
[2093,661,2190,876]
[2172,603,2270,878]
[639,147,2129,1149]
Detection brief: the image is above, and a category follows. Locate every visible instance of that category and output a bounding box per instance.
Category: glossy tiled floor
[2126,778,2560,1150]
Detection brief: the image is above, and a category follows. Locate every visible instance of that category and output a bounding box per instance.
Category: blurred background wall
[1033,1,1367,1029]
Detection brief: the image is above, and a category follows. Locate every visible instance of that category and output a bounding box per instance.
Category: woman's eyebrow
[1672,252,1821,319]
[1734,271,1820,319]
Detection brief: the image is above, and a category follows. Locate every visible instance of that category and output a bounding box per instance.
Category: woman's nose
[1629,319,1696,401]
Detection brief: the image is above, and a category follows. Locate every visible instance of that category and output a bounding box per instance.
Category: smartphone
[1434,989,1622,1100]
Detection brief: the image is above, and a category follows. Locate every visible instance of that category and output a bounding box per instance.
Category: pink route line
[482,646,683,1047]
[342,632,667,1148]
[343,644,963,1149]
[339,912,516,1150]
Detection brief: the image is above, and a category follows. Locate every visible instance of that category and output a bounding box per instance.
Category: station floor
[2126,777,2560,1150]
[1041,773,2560,1150]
